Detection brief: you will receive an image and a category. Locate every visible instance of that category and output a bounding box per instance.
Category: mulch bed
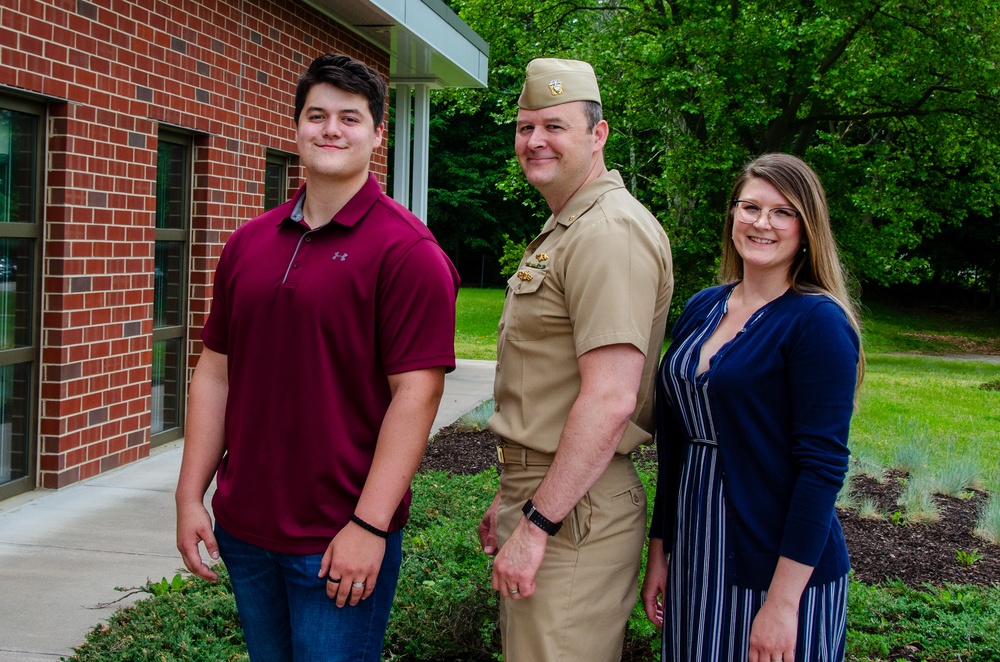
[421,424,1000,588]
[839,471,999,587]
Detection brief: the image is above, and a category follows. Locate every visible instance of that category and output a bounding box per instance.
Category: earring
[801,245,808,253]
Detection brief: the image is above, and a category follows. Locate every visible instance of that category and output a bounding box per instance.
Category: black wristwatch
[522,498,562,536]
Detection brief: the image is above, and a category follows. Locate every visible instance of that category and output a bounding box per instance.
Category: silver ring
[352,581,366,589]
[508,588,519,595]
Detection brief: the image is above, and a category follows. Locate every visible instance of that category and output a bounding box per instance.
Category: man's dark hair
[294,54,388,127]
[583,101,603,133]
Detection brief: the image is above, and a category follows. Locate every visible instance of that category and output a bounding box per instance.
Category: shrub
[69,566,246,661]
[847,580,1000,659]
[935,454,982,497]
[892,425,930,475]
[835,487,859,512]
[856,497,883,520]
[498,234,527,278]
[974,493,1000,545]
[390,467,662,660]
[898,475,941,524]
[454,398,495,432]
[385,470,501,660]
[851,453,886,482]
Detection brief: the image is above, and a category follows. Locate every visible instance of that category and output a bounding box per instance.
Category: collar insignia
[525,252,550,270]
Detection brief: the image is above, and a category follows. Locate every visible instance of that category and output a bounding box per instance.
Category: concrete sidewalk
[0,359,495,661]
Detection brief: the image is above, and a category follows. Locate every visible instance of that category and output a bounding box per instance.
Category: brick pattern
[2,0,391,489]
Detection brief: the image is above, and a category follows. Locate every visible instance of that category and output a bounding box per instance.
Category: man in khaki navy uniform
[478,58,673,661]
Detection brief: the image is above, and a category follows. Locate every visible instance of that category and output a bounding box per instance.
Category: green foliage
[386,471,501,660]
[891,423,931,475]
[423,95,545,288]
[835,483,859,512]
[955,548,984,567]
[847,580,1000,660]
[439,0,1000,301]
[856,497,882,521]
[898,474,941,524]
[144,574,186,597]
[498,234,528,278]
[850,453,887,483]
[67,460,1000,661]
[935,453,982,497]
[68,567,246,661]
[454,398,495,431]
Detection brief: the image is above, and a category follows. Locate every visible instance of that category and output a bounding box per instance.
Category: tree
[438,0,1000,306]
[424,99,543,287]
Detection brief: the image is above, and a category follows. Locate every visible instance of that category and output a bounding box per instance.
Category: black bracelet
[522,498,562,536]
[350,514,390,539]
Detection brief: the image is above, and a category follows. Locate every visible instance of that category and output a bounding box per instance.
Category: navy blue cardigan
[649,284,860,590]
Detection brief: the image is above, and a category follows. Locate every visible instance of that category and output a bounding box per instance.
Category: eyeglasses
[732,200,801,229]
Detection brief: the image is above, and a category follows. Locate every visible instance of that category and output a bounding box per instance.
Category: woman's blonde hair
[719,153,865,388]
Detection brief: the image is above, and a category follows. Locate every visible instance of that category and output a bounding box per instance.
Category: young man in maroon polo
[175,54,459,661]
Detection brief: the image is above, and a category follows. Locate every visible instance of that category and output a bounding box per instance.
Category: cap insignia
[548,79,563,96]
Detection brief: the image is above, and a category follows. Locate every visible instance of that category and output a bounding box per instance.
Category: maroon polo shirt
[202,174,459,554]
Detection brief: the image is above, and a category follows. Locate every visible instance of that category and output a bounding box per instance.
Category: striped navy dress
[660,293,848,662]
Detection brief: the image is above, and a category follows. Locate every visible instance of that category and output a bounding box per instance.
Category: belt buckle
[496,445,506,465]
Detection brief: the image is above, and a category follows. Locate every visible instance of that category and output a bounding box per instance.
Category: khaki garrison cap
[517,58,602,109]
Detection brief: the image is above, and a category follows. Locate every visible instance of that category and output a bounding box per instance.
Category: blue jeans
[216,525,402,662]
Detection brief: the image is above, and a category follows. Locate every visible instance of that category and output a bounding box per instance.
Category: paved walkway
[0,359,496,661]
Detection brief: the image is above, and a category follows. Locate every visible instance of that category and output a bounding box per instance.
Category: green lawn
[455,288,505,360]
[861,297,1000,354]
[455,287,1000,488]
[850,354,1000,490]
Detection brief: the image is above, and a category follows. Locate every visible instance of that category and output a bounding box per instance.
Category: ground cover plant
[67,290,1000,661]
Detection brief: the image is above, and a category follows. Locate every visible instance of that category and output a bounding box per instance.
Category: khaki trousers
[497,451,646,662]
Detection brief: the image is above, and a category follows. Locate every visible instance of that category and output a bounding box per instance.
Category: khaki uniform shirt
[490,169,673,454]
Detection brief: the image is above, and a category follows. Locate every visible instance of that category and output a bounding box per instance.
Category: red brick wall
[1,0,390,489]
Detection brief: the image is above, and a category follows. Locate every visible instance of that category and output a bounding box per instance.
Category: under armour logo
[331,252,348,261]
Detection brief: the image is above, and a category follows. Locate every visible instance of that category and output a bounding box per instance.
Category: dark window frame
[0,95,44,501]
[264,150,291,210]
[151,129,192,446]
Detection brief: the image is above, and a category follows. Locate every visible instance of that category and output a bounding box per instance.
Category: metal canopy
[304,0,489,89]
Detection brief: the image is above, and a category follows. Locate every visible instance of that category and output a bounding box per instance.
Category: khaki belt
[496,442,556,468]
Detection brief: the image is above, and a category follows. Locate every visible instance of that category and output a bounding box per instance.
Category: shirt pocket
[503,267,549,341]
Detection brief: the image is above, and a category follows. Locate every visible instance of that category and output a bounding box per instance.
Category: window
[264,151,289,210]
[0,98,42,500]
[151,131,190,445]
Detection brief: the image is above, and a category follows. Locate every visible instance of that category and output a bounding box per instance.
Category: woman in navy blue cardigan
[641,154,863,662]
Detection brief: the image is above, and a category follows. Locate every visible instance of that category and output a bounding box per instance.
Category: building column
[392,83,411,209]
[411,84,430,223]
[391,83,431,225]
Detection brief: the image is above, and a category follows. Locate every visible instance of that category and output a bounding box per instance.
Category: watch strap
[522,498,562,536]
